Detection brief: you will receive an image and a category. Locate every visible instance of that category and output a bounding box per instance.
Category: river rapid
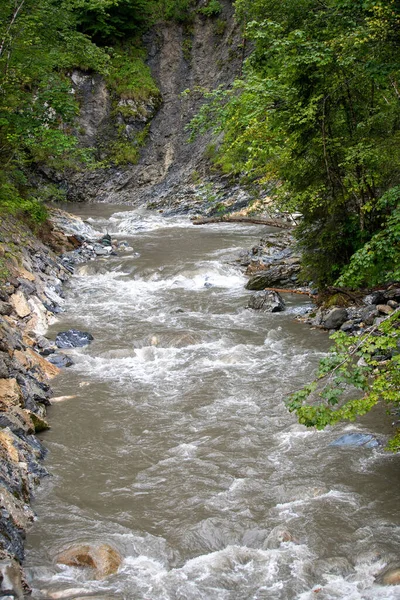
[25,206,400,600]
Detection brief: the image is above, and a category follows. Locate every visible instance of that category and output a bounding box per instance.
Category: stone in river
[330,432,380,448]
[56,543,122,580]
[247,290,285,312]
[376,565,400,586]
[55,329,94,349]
[46,353,74,368]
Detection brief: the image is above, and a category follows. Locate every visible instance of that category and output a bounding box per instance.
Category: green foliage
[159,0,194,23]
[286,308,400,449]
[189,0,400,286]
[198,0,222,18]
[106,43,160,101]
[0,0,113,220]
[72,0,154,44]
[337,188,400,288]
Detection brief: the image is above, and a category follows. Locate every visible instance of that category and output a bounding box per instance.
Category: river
[24,206,400,599]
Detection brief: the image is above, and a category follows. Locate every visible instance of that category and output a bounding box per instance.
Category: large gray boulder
[247,291,285,312]
[321,308,348,330]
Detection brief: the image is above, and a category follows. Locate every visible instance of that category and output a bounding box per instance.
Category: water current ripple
[25,207,400,600]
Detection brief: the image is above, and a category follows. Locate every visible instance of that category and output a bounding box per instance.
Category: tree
[190,0,400,286]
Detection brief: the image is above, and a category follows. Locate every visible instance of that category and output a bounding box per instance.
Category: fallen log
[192,215,293,229]
[262,287,316,298]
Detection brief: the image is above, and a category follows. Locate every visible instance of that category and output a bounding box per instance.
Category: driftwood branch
[263,287,316,298]
[192,215,293,229]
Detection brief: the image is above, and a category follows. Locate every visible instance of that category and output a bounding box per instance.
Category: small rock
[376,304,394,315]
[10,292,30,318]
[55,330,94,349]
[322,308,348,330]
[247,290,285,312]
[340,320,357,333]
[387,300,399,309]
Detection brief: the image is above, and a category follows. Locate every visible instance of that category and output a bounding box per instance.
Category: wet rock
[56,544,122,579]
[247,290,285,312]
[27,411,50,433]
[245,264,301,290]
[46,353,74,368]
[0,559,24,599]
[55,329,94,349]
[16,373,51,407]
[376,565,400,586]
[330,433,380,448]
[9,292,30,319]
[309,557,354,580]
[263,526,297,549]
[0,408,34,436]
[321,308,348,330]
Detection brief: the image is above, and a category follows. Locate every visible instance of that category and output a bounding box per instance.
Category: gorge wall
[63,0,244,206]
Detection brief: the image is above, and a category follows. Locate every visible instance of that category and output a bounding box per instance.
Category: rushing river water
[25,206,400,600]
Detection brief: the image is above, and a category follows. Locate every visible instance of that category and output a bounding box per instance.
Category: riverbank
[0,209,130,596]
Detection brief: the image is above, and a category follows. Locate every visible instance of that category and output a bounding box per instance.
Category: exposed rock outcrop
[57,0,244,208]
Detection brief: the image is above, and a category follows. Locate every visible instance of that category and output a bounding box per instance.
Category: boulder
[46,353,74,368]
[321,308,348,330]
[376,566,400,586]
[247,290,285,312]
[56,544,122,579]
[245,264,301,290]
[27,411,50,433]
[15,349,60,380]
[0,408,34,436]
[10,292,30,318]
[0,379,22,408]
[56,330,94,349]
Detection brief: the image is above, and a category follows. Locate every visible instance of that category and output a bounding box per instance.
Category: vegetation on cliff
[0,0,196,223]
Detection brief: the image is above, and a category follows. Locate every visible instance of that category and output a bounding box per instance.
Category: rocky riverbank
[242,228,400,335]
[0,209,129,597]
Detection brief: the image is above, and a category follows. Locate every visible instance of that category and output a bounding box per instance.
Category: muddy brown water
[25,207,400,599]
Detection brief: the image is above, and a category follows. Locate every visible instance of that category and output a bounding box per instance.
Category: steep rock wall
[65,0,243,205]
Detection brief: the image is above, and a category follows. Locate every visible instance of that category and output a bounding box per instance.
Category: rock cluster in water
[306,287,400,333]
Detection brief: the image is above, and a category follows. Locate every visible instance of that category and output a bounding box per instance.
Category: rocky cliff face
[63,0,243,206]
